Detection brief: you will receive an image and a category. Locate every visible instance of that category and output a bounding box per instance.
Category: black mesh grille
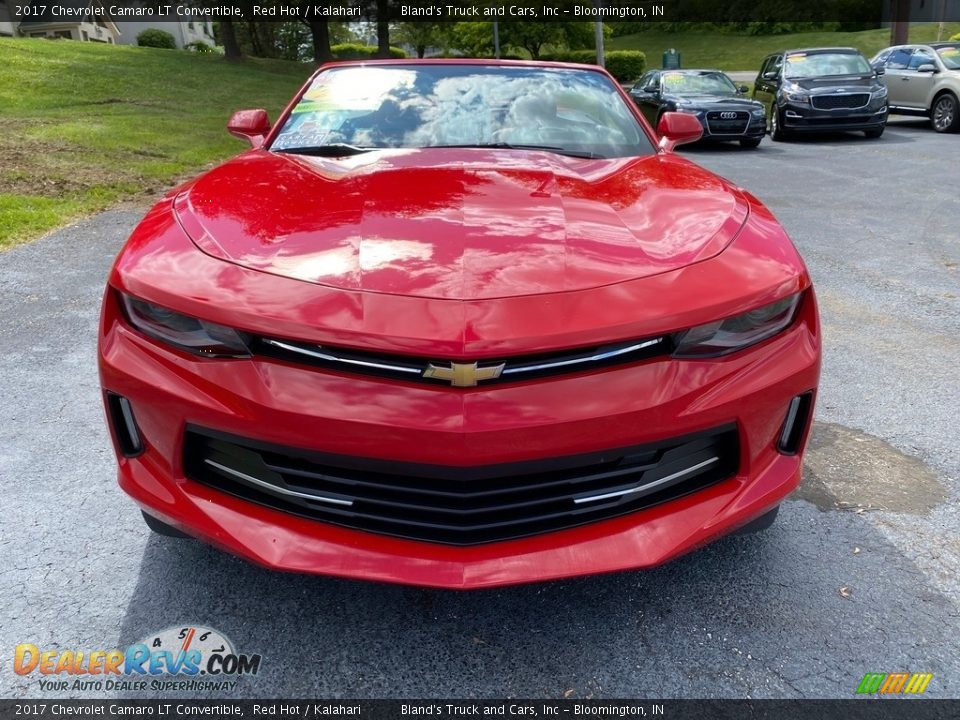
[183,425,740,545]
[811,94,869,110]
[706,111,749,134]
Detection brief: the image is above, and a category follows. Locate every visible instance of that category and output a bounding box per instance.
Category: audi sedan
[99,60,820,589]
[630,69,766,148]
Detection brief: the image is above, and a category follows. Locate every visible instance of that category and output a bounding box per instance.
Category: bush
[136,29,176,50]
[330,43,406,60]
[951,33,960,42]
[603,51,647,82]
[540,50,647,83]
[184,41,213,54]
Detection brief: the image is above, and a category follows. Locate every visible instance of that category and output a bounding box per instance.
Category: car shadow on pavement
[115,500,956,698]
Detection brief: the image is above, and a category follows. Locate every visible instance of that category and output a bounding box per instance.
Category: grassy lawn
[610,23,960,72]
[0,39,311,248]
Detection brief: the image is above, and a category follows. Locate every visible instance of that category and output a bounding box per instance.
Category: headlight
[119,293,250,357]
[751,107,766,116]
[872,85,888,99]
[672,293,803,358]
[779,87,810,104]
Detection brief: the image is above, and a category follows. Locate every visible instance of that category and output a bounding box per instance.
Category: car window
[885,48,913,70]
[662,72,738,95]
[872,49,892,66]
[271,64,655,159]
[936,44,960,70]
[785,52,872,78]
[908,49,936,71]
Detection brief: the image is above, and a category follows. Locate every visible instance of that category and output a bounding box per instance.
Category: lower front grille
[811,93,869,110]
[183,425,740,545]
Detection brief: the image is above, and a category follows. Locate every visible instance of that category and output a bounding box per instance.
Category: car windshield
[936,44,960,70]
[270,64,654,159]
[662,71,738,95]
[784,52,872,78]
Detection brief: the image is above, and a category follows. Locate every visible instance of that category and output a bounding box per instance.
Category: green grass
[0,39,311,248]
[610,23,960,72]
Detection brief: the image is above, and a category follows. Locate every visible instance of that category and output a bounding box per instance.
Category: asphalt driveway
[1,117,958,699]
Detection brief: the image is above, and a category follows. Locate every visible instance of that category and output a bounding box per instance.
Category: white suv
[871,42,960,133]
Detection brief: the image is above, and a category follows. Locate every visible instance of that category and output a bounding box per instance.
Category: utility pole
[594,0,605,67]
[493,21,500,59]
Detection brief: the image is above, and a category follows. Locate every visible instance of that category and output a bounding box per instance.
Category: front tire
[141,510,191,538]
[864,126,884,139]
[769,106,789,141]
[740,136,762,148]
[931,92,960,133]
[735,505,780,535]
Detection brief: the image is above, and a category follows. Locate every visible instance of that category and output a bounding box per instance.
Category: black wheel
[863,126,884,139]
[735,505,780,535]
[141,510,191,538]
[740,136,762,148]
[931,92,960,133]
[769,107,789,141]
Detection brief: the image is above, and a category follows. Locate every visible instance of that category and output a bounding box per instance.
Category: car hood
[671,94,762,109]
[173,148,749,301]
[786,74,880,92]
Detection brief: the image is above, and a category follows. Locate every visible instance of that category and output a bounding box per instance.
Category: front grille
[705,111,749,134]
[811,93,869,110]
[251,334,670,387]
[184,425,740,545]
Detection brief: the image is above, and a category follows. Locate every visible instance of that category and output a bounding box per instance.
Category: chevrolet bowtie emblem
[423,361,505,387]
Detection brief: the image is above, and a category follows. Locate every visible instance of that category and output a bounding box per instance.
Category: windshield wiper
[274,144,373,157]
[431,143,605,159]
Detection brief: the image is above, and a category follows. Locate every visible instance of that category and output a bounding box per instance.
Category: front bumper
[780,100,888,133]
[100,295,820,589]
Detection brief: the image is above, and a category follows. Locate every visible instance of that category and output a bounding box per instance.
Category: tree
[376,0,391,58]
[395,22,445,58]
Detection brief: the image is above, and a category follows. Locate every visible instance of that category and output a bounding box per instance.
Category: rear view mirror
[873,64,886,75]
[657,112,704,152]
[738,84,750,94]
[227,109,271,148]
[917,64,938,74]
[762,71,778,80]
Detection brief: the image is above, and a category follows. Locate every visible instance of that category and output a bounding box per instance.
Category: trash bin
[662,48,681,70]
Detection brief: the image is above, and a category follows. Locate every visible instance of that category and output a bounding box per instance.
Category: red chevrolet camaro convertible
[98,60,820,588]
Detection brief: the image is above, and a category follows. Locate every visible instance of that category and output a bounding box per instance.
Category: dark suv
[753,47,889,140]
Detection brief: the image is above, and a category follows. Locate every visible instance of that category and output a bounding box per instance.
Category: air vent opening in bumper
[183,425,740,546]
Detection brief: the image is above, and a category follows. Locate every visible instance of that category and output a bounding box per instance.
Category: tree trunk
[220,20,242,61]
[376,0,390,58]
[308,19,332,64]
[890,0,910,45]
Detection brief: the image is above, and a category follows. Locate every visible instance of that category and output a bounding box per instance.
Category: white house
[17,0,120,43]
[115,19,216,50]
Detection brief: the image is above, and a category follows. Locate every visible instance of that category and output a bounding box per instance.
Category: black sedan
[629,69,767,148]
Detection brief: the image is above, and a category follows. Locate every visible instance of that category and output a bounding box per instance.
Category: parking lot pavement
[1,117,958,699]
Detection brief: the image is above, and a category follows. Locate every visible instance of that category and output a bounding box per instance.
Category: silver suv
[871,42,960,132]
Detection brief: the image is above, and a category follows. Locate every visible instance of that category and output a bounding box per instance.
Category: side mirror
[762,71,778,80]
[873,64,886,75]
[227,109,271,147]
[657,111,704,151]
[737,84,750,94]
[917,63,938,74]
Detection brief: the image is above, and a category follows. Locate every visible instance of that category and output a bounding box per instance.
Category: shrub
[604,51,647,82]
[330,43,406,60]
[541,50,647,83]
[951,33,960,42]
[136,29,176,50]
[184,41,213,54]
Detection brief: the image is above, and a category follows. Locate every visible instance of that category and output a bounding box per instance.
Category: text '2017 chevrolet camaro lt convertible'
[99,60,820,589]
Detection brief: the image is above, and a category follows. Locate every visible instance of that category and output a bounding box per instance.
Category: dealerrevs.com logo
[14,626,262,693]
